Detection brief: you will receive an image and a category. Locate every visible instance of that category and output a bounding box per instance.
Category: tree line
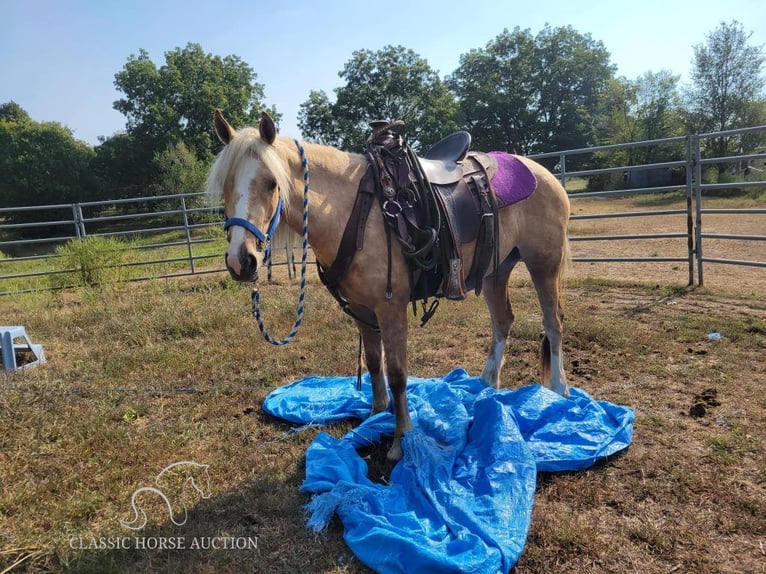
[1,20,764,213]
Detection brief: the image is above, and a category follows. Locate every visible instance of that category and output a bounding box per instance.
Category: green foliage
[91,132,155,198]
[105,43,281,199]
[448,26,616,156]
[0,101,31,123]
[684,21,766,138]
[298,45,459,152]
[298,90,341,146]
[632,70,684,145]
[0,106,98,210]
[152,141,207,197]
[594,78,641,145]
[3,22,766,218]
[113,43,278,161]
[53,236,132,288]
[682,20,766,175]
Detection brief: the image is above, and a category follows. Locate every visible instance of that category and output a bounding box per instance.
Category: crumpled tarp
[263,368,634,573]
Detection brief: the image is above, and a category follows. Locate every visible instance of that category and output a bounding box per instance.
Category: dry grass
[1,197,764,573]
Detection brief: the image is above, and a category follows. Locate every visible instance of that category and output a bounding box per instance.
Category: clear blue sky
[1,0,763,146]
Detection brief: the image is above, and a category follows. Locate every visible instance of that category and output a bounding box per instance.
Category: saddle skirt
[487,152,538,208]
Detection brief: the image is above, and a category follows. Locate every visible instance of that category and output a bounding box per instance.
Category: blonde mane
[205,127,294,210]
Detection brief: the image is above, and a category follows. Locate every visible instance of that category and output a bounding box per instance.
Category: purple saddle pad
[488,152,537,208]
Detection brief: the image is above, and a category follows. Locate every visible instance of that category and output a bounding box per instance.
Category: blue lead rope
[251,140,310,345]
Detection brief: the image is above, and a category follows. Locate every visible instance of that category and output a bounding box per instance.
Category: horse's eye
[268,179,277,190]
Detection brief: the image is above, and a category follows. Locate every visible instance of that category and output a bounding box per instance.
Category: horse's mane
[205,127,293,210]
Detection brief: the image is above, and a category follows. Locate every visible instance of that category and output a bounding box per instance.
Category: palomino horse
[207,111,570,461]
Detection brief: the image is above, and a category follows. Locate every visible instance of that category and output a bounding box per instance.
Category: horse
[207,111,571,461]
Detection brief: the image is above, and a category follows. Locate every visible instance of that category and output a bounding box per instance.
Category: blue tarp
[263,368,634,573]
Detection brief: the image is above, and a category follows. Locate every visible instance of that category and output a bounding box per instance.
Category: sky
[1,0,764,146]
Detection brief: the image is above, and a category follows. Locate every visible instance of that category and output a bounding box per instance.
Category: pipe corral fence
[533,125,765,286]
[1,126,764,296]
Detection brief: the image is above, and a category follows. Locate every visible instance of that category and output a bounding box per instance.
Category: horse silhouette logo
[120,461,212,531]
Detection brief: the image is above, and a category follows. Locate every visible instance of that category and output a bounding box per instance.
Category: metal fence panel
[1,128,764,294]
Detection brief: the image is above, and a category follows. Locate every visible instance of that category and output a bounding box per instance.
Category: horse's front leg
[377,305,411,461]
[355,321,389,415]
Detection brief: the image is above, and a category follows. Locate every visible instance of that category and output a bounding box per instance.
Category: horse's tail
[558,233,572,300]
[562,233,572,282]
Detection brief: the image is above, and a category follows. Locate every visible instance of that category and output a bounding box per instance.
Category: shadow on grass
[61,465,365,574]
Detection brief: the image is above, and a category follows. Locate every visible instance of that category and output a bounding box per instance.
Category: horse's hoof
[386,440,403,462]
[552,382,570,398]
[371,400,390,415]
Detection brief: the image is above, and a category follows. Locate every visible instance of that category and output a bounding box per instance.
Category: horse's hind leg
[527,261,569,397]
[356,322,389,414]
[480,259,517,388]
[377,306,412,461]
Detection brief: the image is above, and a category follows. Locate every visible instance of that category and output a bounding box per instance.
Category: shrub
[53,236,131,288]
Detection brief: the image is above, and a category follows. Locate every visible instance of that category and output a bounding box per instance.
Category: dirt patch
[568,194,766,295]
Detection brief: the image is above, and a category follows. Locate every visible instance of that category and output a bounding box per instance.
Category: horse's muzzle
[224,248,259,282]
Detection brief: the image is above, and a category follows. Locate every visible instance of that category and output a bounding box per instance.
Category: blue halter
[223,197,284,257]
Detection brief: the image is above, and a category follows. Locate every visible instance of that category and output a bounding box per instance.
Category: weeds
[53,236,133,288]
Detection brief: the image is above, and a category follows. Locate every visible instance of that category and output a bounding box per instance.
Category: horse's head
[208,110,290,282]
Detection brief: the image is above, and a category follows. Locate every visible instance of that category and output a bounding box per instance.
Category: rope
[251,140,310,345]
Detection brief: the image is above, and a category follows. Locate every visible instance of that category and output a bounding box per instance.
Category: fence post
[693,135,704,286]
[180,195,196,274]
[685,136,694,286]
[72,204,80,238]
[72,203,86,238]
[559,153,567,187]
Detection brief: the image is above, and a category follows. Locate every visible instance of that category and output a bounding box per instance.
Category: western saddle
[317,120,498,327]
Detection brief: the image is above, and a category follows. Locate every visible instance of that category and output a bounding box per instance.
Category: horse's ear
[259,111,277,145]
[214,110,236,145]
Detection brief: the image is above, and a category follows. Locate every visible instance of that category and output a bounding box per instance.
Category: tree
[113,43,278,161]
[683,20,766,160]
[105,43,279,198]
[91,132,155,199]
[0,104,98,210]
[587,72,684,190]
[635,71,682,138]
[446,29,537,153]
[448,26,616,157]
[592,77,640,145]
[297,90,342,146]
[298,45,459,153]
[153,142,208,198]
[0,101,31,123]
[597,71,682,158]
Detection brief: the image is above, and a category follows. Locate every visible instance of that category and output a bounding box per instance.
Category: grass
[0,264,764,573]
[0,188,764,572]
